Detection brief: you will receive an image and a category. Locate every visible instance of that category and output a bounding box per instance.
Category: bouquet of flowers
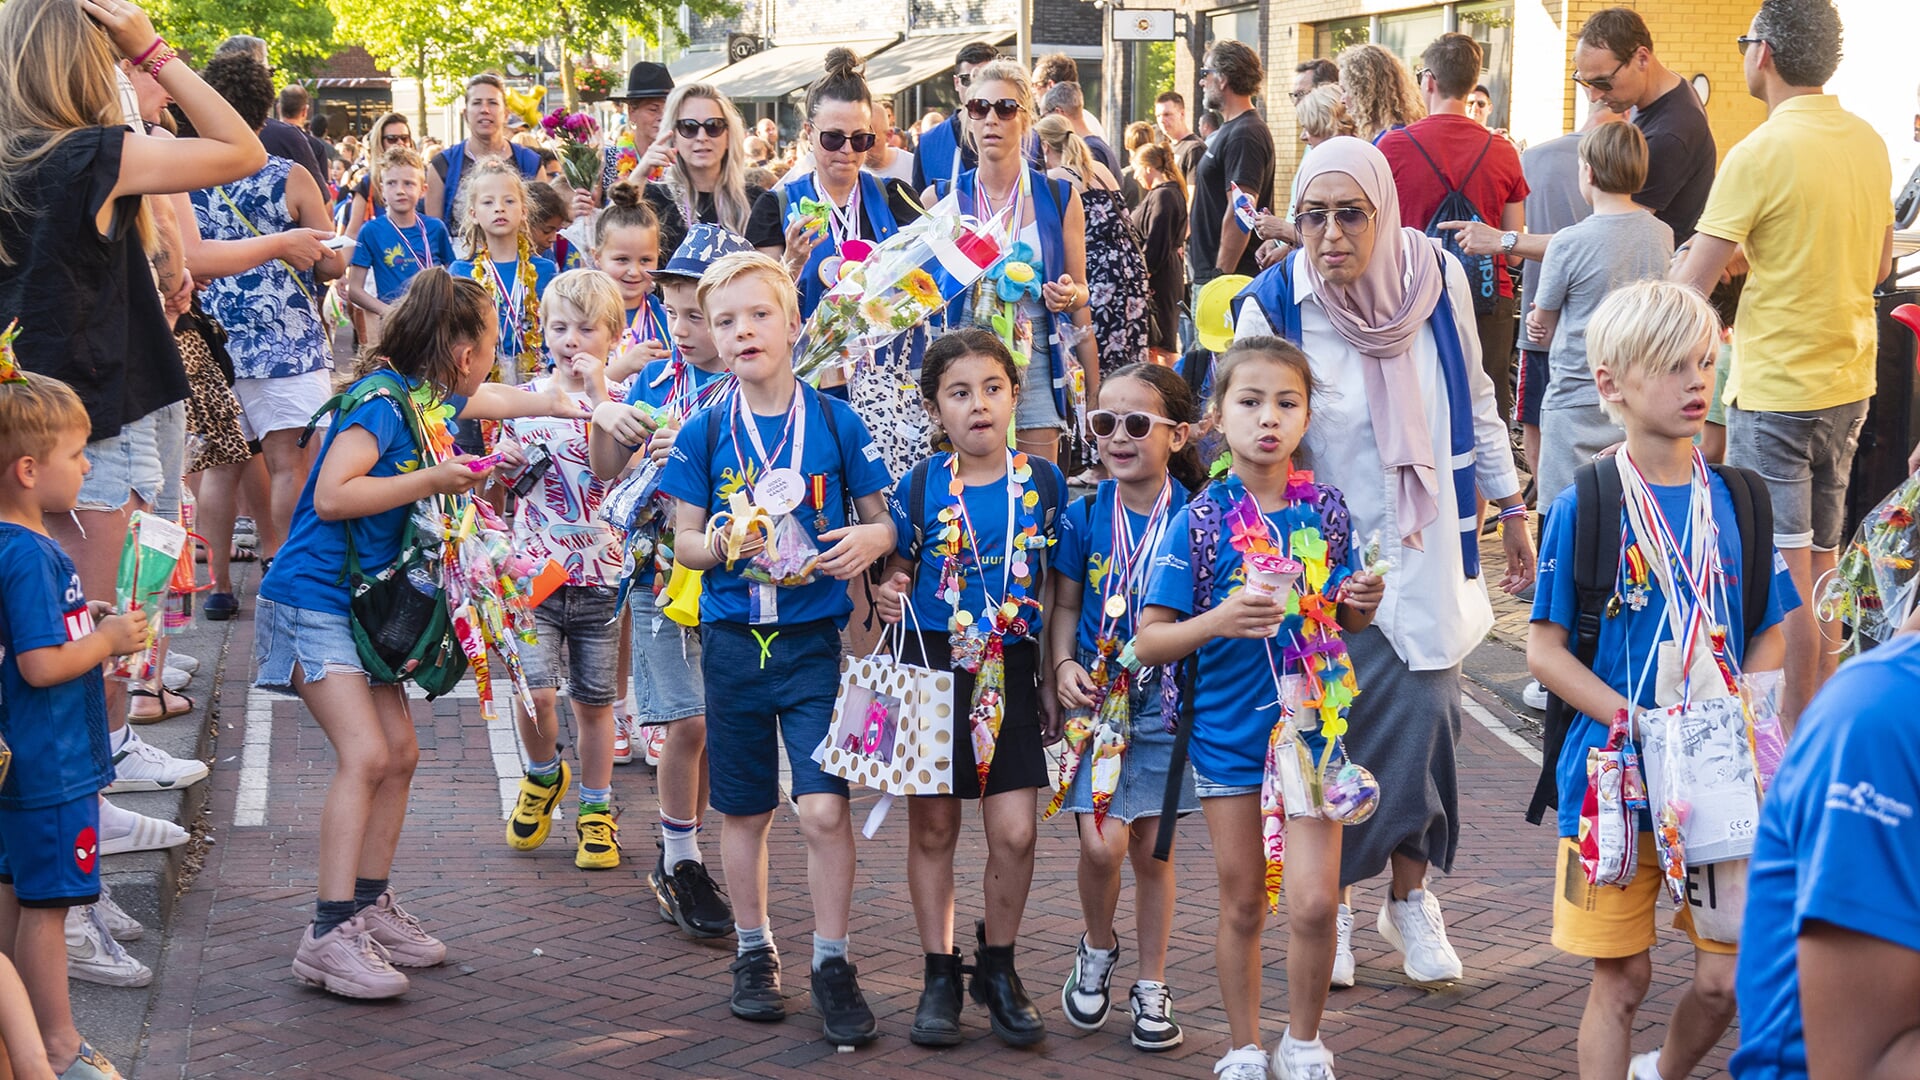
[1817,470,1920,655]
[792,193,1009,381]
[540,107,602,191]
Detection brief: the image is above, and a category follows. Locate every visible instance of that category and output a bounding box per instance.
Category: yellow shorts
[1550,836,1737,959]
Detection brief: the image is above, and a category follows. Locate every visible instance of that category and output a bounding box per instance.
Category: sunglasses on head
[1294,205,1377,234]
[1088,409,1176,440]
[675,117,729,138]
[816,129,876,152]
[964,98,1023,121]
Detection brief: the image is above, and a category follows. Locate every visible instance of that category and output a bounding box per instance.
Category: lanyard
[483,258,523,352]
[625,303,669,349]
[948,451,1020,615]
[975,168,1027,238]
[1097,481,1171,637]
[393,219,433,270]
[1618,450,1721,653]
[729,385,806,486]
[825,178,861,250]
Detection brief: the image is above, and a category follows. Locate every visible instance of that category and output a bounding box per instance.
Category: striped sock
[579,785,612,815]
[526,755,562,786]
[661,813,700,866]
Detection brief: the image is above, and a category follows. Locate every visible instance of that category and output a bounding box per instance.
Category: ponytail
[360,268,496,398]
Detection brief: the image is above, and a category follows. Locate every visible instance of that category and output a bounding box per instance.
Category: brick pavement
[133,600,1735,1079]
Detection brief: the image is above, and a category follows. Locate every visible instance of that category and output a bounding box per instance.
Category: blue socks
[526,755,562,786]
[352,876,388,913]
[579,784,611,816]
[313,898,356,936]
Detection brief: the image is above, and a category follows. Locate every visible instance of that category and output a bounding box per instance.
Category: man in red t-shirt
[1378,32,1529,426]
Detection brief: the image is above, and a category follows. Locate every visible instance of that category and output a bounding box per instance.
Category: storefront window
[1315,17,1369,60]
[1377,8,1446,68]
[1206,6,1260,52]
[1458,0,1515,130]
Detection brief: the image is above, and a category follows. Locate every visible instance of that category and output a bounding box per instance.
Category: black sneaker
[1128,980,1183,1051]
[649,852,733,938]
[728,946,785,1022]
[810,957,878,1047]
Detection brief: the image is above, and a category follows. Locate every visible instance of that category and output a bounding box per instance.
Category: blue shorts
[0,795,102,907]
[629,586,704,723]
[252,597,367,693]
[700,620,848,816]
[523,585,621,705]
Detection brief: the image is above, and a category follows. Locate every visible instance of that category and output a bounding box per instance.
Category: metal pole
[1017,0,1032,68]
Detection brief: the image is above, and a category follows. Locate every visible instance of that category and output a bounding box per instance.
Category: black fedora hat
[610,61,674,101]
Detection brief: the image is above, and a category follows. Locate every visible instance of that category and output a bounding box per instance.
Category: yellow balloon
[1194,273,1255,353]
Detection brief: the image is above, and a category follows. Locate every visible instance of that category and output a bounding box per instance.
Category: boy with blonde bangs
[499,269,630,870]
[659,252,895,1046]
[0,368,151,1080]
[1527,280,1797,1080]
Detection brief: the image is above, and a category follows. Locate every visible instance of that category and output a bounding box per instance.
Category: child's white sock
[736,923,774,956]
[661,812,700,866]
[110,725,131,753]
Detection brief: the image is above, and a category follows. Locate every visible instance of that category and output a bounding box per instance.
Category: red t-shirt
[1378,114,1530,297]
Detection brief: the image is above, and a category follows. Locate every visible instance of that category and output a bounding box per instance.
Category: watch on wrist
[1499,230,1519,256]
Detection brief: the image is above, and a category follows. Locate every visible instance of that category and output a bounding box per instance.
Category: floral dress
[190,157,330,381]
[1076,182,1151,375]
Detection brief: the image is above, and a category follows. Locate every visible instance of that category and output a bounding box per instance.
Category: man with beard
[1186,39,1274,294]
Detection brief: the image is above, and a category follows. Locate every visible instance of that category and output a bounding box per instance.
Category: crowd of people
[0,0,1913,1077]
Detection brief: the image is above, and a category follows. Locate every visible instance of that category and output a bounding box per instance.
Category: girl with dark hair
[255,268,585,1000]
[1046,362,1199,1053]
[1130,145,1188,364]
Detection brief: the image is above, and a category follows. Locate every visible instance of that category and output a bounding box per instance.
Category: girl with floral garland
[449,158,556,394]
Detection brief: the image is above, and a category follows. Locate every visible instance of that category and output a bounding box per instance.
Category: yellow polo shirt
[1696,94,1892,412]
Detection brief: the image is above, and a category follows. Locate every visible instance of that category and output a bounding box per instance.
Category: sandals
[127,687,194,724]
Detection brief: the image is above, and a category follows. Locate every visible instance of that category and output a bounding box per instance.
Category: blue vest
[1234,252,1484,578]
[439,143,542,230]
[914,114,966,191]
[941,167,1074,417]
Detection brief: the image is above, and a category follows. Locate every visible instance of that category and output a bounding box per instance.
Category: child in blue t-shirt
[0,368,150,1078]
[591,181,669,390]
[1527,281,1794,1080]
[1044,363,1204,1052]
[254,268,586,1002]
[343,148,455,318]
[447,158,558,387]
[659,252,894,1046]
[1133,336,1384,1080]
[872,327,1067,1050]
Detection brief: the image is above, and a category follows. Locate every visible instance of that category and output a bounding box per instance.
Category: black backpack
[897,456,1062,588]
[1524,457,1774,825]
[1403,128,1500,316]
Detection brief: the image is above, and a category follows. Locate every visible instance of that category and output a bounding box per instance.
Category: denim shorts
[152,401,187,521]
[700,620,849,816]
[1014,371,1068,432]
[1726,399,1870,551]
[523,585,621,706]
[76,407,167,512]
[629,586,704,723]
[1056,648,1198,822]
[1191,768,1261,800]
[252,597,366,693]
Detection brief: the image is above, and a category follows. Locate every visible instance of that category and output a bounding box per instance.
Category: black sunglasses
[955,72,973,87]
[675,117,729,139]
[816,129,876,152]
[381,133,410,145]
[965,98,1022,121]
[1088,409,1176,440]
[1735,35,1768,55]
[1572,55,1629,91]
[1294,206,1377,235]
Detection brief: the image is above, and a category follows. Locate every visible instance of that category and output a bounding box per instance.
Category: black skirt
[899,631,1049,799]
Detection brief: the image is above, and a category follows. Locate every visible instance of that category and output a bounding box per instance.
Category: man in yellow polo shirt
[1675,0,1893,724]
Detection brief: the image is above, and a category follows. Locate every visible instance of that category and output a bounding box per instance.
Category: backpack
[898,454,1063,592]
[1524,457,1774,825]
[1151,482,1229,860]
[298,372,469,698]
[1402,128,1500,316]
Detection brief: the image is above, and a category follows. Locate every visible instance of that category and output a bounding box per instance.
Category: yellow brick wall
[1559,0,1767,160]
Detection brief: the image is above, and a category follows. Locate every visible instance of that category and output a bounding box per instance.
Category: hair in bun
[806,47,872,119]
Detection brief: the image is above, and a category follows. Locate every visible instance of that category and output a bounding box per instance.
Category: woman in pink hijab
[1233,136,1533,994]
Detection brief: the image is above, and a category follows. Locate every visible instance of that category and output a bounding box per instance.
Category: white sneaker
[1061,934,1119,1030]
[1214,1044,1270,1080]
[97,797,189,855]
[1272,1032,1338,1080]
[642,723,666,767]
[165,653,199,676]
[162,666,192,692]
[94,884,144,942]
[65,905,152,987]
[1330,903,1355,989]
[612,715,635,766]
[105,729,209,793]
[1377,888,1464,984]
[1522,680,1549,711]
[1628,1050,1665,1080]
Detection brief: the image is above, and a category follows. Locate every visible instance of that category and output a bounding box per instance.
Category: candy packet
[738,512,822,588]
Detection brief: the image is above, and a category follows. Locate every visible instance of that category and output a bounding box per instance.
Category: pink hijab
[1293,136,1448,551]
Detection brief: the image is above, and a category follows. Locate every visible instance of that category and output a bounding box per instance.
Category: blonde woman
[1119,119,1157,208]
[646,82,762,256]
[1337,43,1425,143]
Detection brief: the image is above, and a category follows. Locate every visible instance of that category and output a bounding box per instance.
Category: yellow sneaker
[505,762,570,851]
[575,811,620,870]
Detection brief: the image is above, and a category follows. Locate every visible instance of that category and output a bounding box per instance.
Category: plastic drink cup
[1243,553,1303,600]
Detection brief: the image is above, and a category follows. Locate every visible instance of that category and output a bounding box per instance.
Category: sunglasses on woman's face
[1088,409,1176,440]
[816,129,876,152]
[675,117,729,139]
[381,133,410,145]
[965,98,1023,121]
[1294,205,1377,235]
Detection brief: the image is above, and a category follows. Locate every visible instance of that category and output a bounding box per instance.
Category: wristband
[1053,656,1076,673]
[130,37,165,67]
[1497,503,1528,521]
[140,45,178,78]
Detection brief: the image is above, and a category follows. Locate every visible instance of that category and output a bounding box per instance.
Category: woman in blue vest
[426,74,542,239]
[1231,136,1533,991]
[919,61,1099,467]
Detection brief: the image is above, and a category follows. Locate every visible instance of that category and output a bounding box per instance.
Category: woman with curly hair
[1337,43,1425,143]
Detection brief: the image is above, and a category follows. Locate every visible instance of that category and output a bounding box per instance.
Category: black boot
[968,922,1045,1046]
[909,950,964,1047]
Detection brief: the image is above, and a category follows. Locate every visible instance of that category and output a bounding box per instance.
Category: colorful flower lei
[469,235,542,379]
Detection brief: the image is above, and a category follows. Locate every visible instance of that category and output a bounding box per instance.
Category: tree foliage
[327,0,520,126]
[154,0,338,76]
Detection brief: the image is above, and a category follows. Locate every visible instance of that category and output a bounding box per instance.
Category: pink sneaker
[612,715,634,766]
[291,915,409,999]
[360,890,447,967]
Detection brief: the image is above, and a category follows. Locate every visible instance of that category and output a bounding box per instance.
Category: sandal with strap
[127,687,193,724]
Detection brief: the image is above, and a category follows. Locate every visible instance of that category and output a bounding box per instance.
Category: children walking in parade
[499,269,629,870]
[0,367,152,1080]
[1044,363,1203,1052]
[592,181,670,388]
[1133,337,1385,1080]
[255,269,584,1000]
[658,252,895,1046]
[874,328,1066,1049]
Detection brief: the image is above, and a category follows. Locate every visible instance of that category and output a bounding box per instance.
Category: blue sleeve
[1054,497,1090,584]
[0,541,70,653]
[534,258,557,298]
[449,260,474,280]
[1532,485,1581,630]
[1142,506,1198,616]
[339,393,411,457]
[889,473,917,561]
[1758,546,1800,634]
[349,223,376,268]
[835,401,894,499]
[431,220,456,265]
[1789,667,1920,953]
[657,410,711,508]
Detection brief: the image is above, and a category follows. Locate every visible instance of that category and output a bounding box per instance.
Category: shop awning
[707,36,899,100]
[864,28,1015,96]
[669,49,730,84]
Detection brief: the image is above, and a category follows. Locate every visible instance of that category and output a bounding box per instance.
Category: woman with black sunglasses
[643,83,762,258]
[918,60,1100,468]
[345,111,411,239]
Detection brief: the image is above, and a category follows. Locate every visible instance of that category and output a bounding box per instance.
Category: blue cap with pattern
[653,223,757,283]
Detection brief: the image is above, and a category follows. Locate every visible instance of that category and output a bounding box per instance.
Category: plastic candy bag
[738,512,822,587]
[1739,669,1787,796]
[111,512,187,681]
[1579,710,1642,888]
